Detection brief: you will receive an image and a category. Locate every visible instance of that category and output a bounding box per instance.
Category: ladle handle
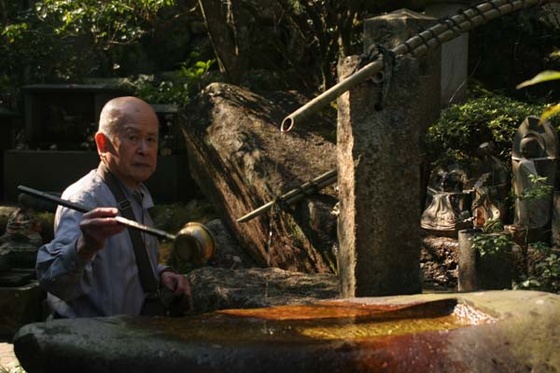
[18,185,89,213]
[17,185,176,241]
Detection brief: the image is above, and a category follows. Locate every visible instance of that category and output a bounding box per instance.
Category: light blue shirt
[36,166,166,317]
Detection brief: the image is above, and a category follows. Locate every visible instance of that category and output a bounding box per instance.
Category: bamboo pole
[280,0,555,132]
[237,169,337,222]
[239,0,556,222]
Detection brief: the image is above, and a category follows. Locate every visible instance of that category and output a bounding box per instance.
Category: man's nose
[137,139,149,154]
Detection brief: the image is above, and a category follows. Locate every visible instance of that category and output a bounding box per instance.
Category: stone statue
[0,193,43,269]
[0,194,42,248]
[421,164,471,234]
[511,116,558,238]
[422,142,508,235]
[468,142,508,228]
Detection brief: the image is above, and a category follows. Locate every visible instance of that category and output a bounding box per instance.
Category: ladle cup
[17,185,215,264]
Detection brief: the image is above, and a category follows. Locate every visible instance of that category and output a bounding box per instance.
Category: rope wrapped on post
[239,0,555,223]
[280,0,556,132]
[237,169,337,223]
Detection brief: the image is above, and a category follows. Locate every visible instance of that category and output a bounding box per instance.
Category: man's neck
[99,161,142,191]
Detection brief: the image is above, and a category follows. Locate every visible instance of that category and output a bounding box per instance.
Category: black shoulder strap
[97,162,158,293]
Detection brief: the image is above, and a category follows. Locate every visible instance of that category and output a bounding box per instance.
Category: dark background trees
[1,1,558,107]
[1,0,559,160]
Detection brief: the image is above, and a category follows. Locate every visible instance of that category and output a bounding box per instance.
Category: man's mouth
[133,163,152,168]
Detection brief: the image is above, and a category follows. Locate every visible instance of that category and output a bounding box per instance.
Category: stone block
[13,291,560,372]
[0,281,45,339]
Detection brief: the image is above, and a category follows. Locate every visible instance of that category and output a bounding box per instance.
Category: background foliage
[1,1,560,294]
[468,6,560,104]
[423,93,557,171]
[0,0,207,107]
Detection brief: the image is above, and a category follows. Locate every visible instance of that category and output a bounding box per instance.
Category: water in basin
[150,298,494,345]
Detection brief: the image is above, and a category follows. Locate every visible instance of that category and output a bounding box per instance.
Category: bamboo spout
[281,0,552,132]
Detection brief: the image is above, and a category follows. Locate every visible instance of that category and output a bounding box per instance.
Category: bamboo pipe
[237,168,337,223]
[280,0,554,132]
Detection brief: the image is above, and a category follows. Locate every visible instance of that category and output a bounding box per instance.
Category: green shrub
[424,93,552,171]
[471,219,513,258]
[124,58,215,106]
[515,243,560,294]
[0,0,196,107]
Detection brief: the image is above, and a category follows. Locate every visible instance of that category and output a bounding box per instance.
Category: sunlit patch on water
[295,303,492,340]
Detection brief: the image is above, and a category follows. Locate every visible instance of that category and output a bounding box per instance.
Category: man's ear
[95,132,112,155]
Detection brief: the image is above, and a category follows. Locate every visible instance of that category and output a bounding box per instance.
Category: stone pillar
[0,281,46,338]
[337,10,441,297]
[553,192,560,247]
[457,229,513,291]
[511,117,558,243]
[424,1,474,106]
[458,229,478,291]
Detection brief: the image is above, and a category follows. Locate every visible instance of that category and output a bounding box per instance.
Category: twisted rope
[281,0,555,132]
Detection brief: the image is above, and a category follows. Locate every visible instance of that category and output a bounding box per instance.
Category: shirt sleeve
[36,206,94,301]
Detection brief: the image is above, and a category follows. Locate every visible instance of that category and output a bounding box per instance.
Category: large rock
[13,290,560,372]
[182,82,337,273]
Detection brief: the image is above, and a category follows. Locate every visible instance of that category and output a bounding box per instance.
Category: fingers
[170,273,193,312]
[77,207,126,259]
[176,275,192,298]
[160,271,194,316]
[161,271,192,298]
[83,207,120,220]
[81,208,125,239]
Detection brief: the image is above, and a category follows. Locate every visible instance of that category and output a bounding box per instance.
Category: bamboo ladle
[17,185,215,264]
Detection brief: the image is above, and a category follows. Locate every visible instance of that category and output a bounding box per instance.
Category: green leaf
[540,103,560,123]
[516,70,560,89]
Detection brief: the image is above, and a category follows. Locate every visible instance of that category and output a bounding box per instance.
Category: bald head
[95,96,160,189]
[99,96,158,138]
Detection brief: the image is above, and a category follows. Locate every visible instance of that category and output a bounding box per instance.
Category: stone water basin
[14,290,560,372]
[152,297,491,344]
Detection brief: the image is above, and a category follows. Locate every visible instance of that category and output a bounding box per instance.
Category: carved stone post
[458,229,478,291]
[424,1,475,106]
[553,192,560,247]
[337,10,440,297]
[511,116,559,243]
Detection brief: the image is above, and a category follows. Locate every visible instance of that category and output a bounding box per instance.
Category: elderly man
[36,96,191,318]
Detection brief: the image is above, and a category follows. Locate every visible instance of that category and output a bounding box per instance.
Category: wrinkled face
[111,122,158,187]
[98,101,159,190]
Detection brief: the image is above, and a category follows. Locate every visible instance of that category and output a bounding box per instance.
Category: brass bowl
[174,222,215,265]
